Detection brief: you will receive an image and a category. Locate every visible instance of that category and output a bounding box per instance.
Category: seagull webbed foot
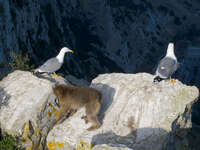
[170,77,176,83]
[52,72,61,78]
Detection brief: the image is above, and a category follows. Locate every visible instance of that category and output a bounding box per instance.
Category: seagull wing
[36,57,62,73]
[156,57,178,78]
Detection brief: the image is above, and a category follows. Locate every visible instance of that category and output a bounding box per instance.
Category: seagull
[34,47,74,77]
[153,43,179,83]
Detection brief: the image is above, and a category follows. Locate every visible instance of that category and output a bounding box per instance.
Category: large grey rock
[47,73,199,150]
[0,70,70,149]
[65,74,90,86]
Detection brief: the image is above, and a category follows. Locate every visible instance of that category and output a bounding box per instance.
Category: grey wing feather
[156,57,178,78]
[36,57,62,73]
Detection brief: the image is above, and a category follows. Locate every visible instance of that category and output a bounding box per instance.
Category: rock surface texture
[47,73,199,150]
[0,71,199,150]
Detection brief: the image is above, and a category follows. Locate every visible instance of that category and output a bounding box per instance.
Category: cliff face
[162,100,200,150]
[0,0,200,86]
[0,71,199,150]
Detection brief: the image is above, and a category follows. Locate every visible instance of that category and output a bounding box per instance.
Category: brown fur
[53,84,102,131]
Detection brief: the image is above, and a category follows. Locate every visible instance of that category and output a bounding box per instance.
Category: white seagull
[34,47,74,77]
[154,43,179,83]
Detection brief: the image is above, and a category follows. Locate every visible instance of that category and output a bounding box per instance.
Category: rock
[47,73,199,150]
[0,71,199,150]
[162,99,200,150]
[65,74,90,86]
[0,70,70,149]
[92,144,132,150]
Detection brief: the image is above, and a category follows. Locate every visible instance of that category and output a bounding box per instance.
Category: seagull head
[56,47,74,63]
[168,43,174,52]
[60,47,74,54]
[166,43,176,59]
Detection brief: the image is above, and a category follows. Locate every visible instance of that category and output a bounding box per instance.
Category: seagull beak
[68,49,74,53]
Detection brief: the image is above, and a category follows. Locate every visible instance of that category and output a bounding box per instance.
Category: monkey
[53,84,102,131]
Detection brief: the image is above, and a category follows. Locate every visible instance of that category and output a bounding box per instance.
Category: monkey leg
[85,101,101,131]
[67,109,77,117]
[57,109,77,124]
[86,115,101,131]
[55,105,72,125]
[81,116,89,124]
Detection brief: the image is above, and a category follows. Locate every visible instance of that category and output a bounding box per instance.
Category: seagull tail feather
[153,76,163,83]
[32,69,46,76]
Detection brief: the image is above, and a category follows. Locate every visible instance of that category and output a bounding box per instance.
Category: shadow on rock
[91,127,168,150]
[33,72,69,85]
[163,100,200,150]
[33,73,57,82]
[163,123,200,150]
[0,86,11,108]
[90,83,116,123]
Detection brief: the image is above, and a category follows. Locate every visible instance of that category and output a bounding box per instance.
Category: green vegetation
[182,143,190,150]
[8,51,34,72]
[0,135,23,150]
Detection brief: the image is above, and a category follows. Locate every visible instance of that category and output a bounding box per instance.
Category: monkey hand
[81,116,89,124]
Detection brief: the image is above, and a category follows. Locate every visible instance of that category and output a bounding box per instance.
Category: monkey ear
[52,84,65,98]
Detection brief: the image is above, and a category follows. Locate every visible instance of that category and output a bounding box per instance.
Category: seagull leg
[52,72,61,78]
[170,76,176,83]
